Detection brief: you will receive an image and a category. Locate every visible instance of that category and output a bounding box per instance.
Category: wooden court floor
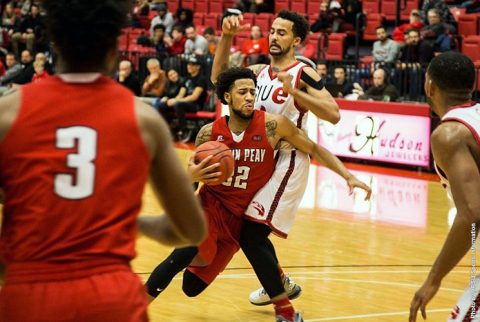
[134,148,470,322]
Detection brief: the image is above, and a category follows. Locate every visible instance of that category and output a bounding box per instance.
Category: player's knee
[182,270,208,297]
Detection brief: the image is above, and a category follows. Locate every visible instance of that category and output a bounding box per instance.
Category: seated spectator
[461,0,480,14]
[0,52,22,86]
[203,27,219,55]
[165,25,187,55]
[184,25,209,56]
[316,61,332,83]
[141,58,166,97]
[31,60,49,83]
[329,66,354,98]
[149,24,168,60]
[11,3,43,57]
[310,0,345,33]
[421,0,456,32]
[241,25,269,65]
[2,3,17,43]
[117,60,141,96]
[133,0,150,16]
[170,56,208,142]
[372,26,399,65]
[152,68,187,122]
[342,0,362,28]
[34,52,53,74]
[421,8,451,51]
[399,29,434,65]
[149,3,174,35]
[247,0,274,13]
[174,8,193,30]
[11,49,34,85]
[355,68,399,102]
[392,9,424,43]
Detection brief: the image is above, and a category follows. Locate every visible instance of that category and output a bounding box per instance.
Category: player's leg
[144,246,199,300]
[240,220,301,322]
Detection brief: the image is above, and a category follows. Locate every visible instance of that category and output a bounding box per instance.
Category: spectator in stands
[461,0,480,13]
[34,52,53,75]
[170,56,208,142]
[342,0,362,29]
[19,0,32,17]
[399,28,434,65]
[152,68,187,124]
[141,58,166,97]
[165,25,187,55]
[329,66,354,98]
[117,60,141,96]
[204,27,219,55]
[174,8,193,30]
[31,60,48,83]
[11,3,43,57]
[372,26,399,65]
[316,61,332,83]
[421,0,456,32]
[133,0,150,16]
[0,52,21,86]
[10,49,34,85]
[149,24,168,60]
[392,9,424,43]
[2,3,17,39]
[355,68,399,102]
[184,25,209,56]
[248,0,274,13]
[421,8,450,51]
[241,25,269,65]
[311,0,345,33]
[149,3,174,35]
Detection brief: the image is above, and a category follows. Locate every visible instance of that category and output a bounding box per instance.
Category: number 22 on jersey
[222,166,250,189]
[54,126,97,200]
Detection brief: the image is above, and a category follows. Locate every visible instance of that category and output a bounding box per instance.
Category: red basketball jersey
[200,110,275,217]
[0,75,150,282]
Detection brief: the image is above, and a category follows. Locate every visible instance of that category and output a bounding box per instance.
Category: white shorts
[244,149,310,238]
[448,276,480,321]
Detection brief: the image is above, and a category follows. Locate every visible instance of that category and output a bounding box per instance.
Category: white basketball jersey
[255,61,308,130]
[435,102,480,195]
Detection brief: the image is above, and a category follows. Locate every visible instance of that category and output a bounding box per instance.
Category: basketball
[194,141,235,186]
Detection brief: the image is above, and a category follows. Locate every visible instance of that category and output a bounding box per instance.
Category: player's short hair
[215,67,257,105]
[428,51,475,93]
[42,0,130,69]
[276,10,309,42]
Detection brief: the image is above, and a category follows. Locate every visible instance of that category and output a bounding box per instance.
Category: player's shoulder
[431,121,473,150]
[0,89,22,143]
[248,64,268,75]
[195,122,213,147]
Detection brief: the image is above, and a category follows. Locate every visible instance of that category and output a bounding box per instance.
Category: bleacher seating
[363,0,380,14]
[325,33,347,60]
[290,0,306,15]
[458,14,479,37]
[462,35,480,61]
[275,0,289,13]
[363,13,384,41]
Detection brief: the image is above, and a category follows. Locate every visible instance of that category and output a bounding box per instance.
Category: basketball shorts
[188,191,243,285]
[0,270,148,322]
[448,276,480,321]
[245,149,310,238]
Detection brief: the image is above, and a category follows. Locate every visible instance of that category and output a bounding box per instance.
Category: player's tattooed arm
[195,123,213,147]
[248,64,267,76]
[266,120,278,138]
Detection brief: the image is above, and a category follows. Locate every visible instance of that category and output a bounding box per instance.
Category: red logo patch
[252,201,265,217]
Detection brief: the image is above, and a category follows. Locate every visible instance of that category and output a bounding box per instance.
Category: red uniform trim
[442,116,480,146]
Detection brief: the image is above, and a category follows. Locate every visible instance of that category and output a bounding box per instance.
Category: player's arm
[269,114,371,199]
[189,123,221,185]
[278,68,340,124]
[211,13,257,84]
[135,99,206,247]
[409,123,480,322]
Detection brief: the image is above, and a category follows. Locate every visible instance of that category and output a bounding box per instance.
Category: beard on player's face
[229,98,254,120]
[269,41,293,57]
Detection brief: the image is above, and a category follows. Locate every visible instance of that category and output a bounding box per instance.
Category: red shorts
[188,191,243,285]
[0,270,148,322]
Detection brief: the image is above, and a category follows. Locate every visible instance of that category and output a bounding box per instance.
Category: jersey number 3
[54,126,97,200]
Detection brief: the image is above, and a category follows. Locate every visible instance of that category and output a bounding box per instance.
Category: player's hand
[409,279,441,322]
[222,14,250,36]
[188,154,222,184]
[278,72,293,94]
[346,176,372,201]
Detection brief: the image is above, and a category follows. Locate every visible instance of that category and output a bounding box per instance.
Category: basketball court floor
[135,147,469,322]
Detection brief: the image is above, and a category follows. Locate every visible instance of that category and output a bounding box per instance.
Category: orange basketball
[194,141,235,186]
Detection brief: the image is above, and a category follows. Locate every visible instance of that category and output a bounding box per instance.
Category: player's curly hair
[42,0,131,70]
[277,10,310,43]
[215,67,257,105]
[428,51,475,93]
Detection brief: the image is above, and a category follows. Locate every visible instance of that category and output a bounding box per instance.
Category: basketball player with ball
[210,10,340,319]
[143,67,371,322]
[409,52,480,322]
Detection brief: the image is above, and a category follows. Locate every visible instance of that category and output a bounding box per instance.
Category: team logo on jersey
[450,305,460,320]
[217,135,224,142]
[252,135,262,142]
[252,201,265,217]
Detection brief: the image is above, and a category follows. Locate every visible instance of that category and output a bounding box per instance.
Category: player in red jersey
[0,1,206,322]
[143,67,371,322]
[409,53,480,321]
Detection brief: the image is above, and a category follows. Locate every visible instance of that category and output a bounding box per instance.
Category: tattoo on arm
[195,124,212,147]
[266,120,277,138]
